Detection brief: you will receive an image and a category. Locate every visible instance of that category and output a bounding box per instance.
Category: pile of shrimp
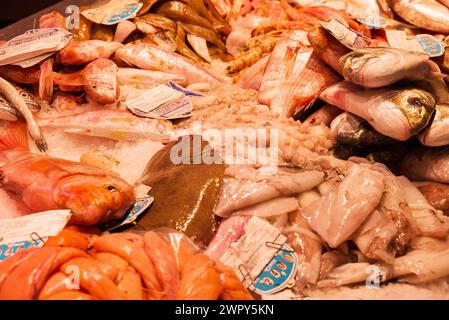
[0,228,253,300]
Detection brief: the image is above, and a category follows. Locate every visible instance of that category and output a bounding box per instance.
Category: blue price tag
[416,34,445,57]
[253,244,298,295]
[0,240,44,261]
[103,3,143,25]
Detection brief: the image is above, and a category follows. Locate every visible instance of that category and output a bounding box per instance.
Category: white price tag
[0,210,71,245]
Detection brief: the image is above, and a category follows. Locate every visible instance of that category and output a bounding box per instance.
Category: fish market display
[1,0,449,302]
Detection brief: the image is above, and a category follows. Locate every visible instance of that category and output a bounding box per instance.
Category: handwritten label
[126,84,193,119]
[386,30,444,57]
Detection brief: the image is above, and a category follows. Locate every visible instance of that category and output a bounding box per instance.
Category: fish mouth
[54,174,135,226]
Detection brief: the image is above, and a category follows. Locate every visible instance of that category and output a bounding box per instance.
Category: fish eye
[105,185,117,191]
[21,92,28,97]
[91,84,97,89]
[408,97,422,107]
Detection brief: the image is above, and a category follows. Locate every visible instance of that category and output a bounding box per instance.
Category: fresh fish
[307,26,350,75]
[0,121,135,226]
[58,40,123,66]
[419,104,449,146]
[134,13,177,32]
[330,112,396,148]
[320,82,436,141]
[0,95,17,121]
[184,0,231,35]
[182,23,226,50]
[390,0,449,33]
[236,54,270,90]
[187,34,212,62]
[117,68,187,87]
[0,77,46,152]
[113,20,137,43]
[143,30,178,53]
[398,145,449,183]
[11,84,41,113]
[173,23,203,62]
[259,34,340,118]
[155,1,215,30]
[340,48,444,88]
[36,110,174,141]
[115,42,225,86]
[53,59,119,104]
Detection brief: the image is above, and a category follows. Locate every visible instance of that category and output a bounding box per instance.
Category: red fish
[0,121,135,226]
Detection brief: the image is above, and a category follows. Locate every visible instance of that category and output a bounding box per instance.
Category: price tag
[82,0,143,25]
[386,30,445,57]
[0,210,71,261]
[0,28,71,66]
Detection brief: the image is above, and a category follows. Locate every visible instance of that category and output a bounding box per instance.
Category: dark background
[0,0,61,28]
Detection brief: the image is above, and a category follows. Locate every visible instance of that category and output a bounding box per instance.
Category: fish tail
[0,121,29,151]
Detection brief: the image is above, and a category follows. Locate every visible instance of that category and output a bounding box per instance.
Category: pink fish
[59,40,123,66]
[115,42,225,86]
[236,54,270,90]
[259,34,340,118]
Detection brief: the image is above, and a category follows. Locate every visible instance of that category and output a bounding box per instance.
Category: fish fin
[0,121,29,151]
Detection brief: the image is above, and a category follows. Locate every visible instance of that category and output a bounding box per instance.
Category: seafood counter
[0,0,449,300]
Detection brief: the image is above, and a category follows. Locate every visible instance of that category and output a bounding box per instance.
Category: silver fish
[0,77,47,152]
[11,84,41,113]
[320,82,436,141]
[340,48,444,88]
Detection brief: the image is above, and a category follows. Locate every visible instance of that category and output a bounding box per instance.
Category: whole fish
[115,42,225,85]
[390,0,449,33]
[418,104,449,146]
[0,77,46,152]
[53,59,119,104]
[259,33,340,118]
[340,48,444,88]
[117,68,187,87]
[58,40,123,66]
[36,109,174,141]
[330,112,396,148]
[0,121,135,226]
[307,26,350,75]
[320,82,436,141]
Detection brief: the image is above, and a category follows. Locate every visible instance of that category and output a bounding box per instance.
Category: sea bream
[0,121,135,226]
[320,82,436,141]
[340,48,444,88]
